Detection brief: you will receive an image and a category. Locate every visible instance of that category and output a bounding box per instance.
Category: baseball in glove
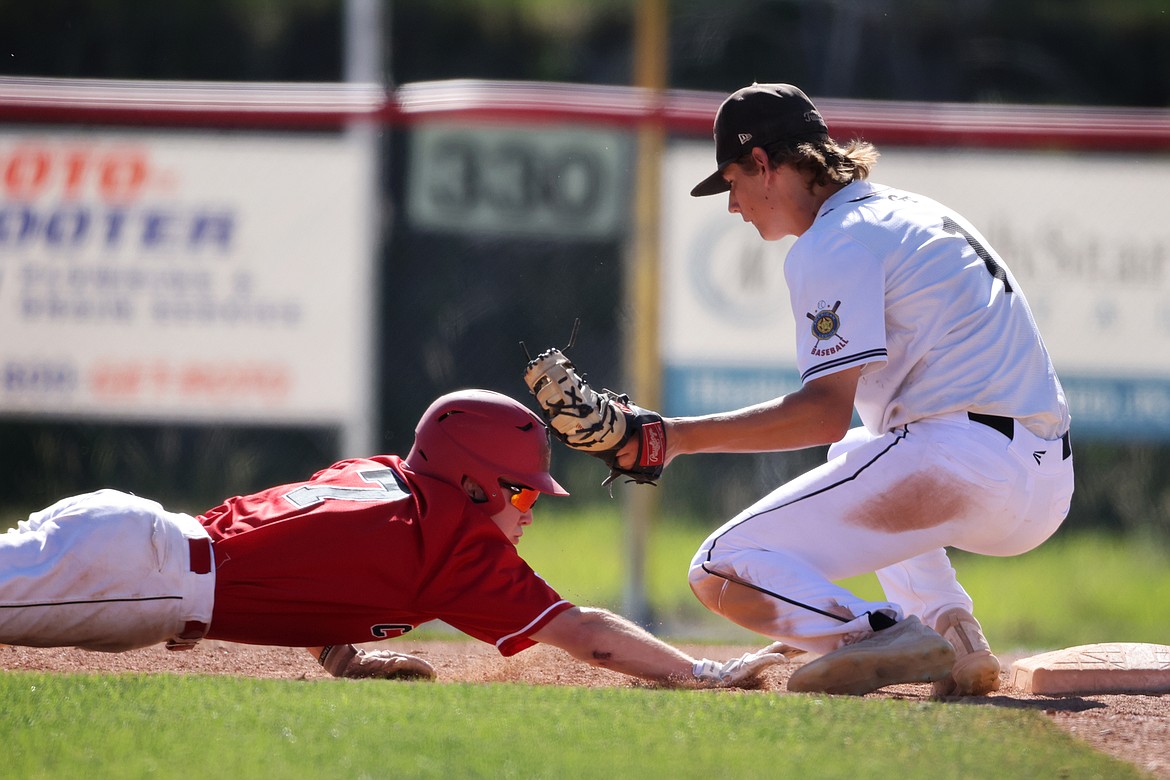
[522,326,667,487]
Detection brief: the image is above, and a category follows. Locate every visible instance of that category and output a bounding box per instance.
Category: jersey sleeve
[417,501,575,656]
[437,547,574,656]
[491,599,575,656]
[786,229,889,384]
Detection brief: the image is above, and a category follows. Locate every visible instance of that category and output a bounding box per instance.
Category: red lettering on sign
[178,364,290,399]
[90,363,145,398]
[88,360,291,404]
[1,144,155,202]
[4,149,50,198]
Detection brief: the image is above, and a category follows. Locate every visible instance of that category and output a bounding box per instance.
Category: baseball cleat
[786,615,955,696]
[931,607,1001,697]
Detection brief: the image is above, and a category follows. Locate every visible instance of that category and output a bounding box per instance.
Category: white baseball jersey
[786,180,1069,440]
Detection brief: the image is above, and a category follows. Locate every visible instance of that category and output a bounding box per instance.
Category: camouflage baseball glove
[522,347,667,486]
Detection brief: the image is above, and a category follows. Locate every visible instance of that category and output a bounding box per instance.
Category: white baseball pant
[0,489,215,652]
[689,412,1074,655]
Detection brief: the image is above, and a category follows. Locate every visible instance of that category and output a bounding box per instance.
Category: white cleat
[931,607,1001,697]
[786,615,955,696]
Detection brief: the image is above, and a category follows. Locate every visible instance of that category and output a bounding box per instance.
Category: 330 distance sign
[406,122,632,240]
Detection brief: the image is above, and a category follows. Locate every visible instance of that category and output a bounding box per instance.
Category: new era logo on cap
[738,133,753,144]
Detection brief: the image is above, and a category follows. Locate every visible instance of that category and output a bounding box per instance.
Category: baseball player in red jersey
[616,83,1074,696]
[0,389,786,687]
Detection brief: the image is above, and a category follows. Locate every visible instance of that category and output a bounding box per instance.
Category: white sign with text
[0,130,374,427]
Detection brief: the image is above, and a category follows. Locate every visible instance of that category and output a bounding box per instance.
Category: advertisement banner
[0,130,373,426]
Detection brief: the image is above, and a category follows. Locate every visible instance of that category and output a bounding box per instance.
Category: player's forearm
[666,366,861,457]
[584,612,695,683]
[532,607,696,684]
[668,395,844,456]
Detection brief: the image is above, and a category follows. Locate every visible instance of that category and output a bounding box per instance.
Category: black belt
[967,412,1071,460]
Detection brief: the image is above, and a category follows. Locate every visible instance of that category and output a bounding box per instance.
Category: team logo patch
[805,300,850,357]
[808,300,842,340]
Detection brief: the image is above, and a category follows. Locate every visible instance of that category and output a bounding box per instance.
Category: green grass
[0,673,1143,780]
[520,506,1170,650]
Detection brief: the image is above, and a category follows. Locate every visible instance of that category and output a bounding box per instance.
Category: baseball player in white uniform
[632,83,1074,696]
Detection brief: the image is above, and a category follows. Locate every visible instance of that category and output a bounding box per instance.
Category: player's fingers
[614,435,640,470]
[760,641,806,659]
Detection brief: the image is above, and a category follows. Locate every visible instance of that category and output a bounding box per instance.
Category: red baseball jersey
[197,455,572,655]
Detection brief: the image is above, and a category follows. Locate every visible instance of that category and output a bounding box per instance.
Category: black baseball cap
[690,83,830,197]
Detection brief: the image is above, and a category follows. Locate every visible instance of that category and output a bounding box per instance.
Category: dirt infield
[4,640,1167,779]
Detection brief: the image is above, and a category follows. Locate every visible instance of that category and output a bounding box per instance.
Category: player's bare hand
[320,644,436,681]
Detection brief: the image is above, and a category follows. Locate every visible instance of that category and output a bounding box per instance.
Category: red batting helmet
[404,389,569,513]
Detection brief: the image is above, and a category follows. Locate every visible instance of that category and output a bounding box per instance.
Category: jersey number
[283,468,411,509]
[941,217,1013,294]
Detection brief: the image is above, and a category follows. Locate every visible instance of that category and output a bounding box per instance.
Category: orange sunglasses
[501,481,540,512]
